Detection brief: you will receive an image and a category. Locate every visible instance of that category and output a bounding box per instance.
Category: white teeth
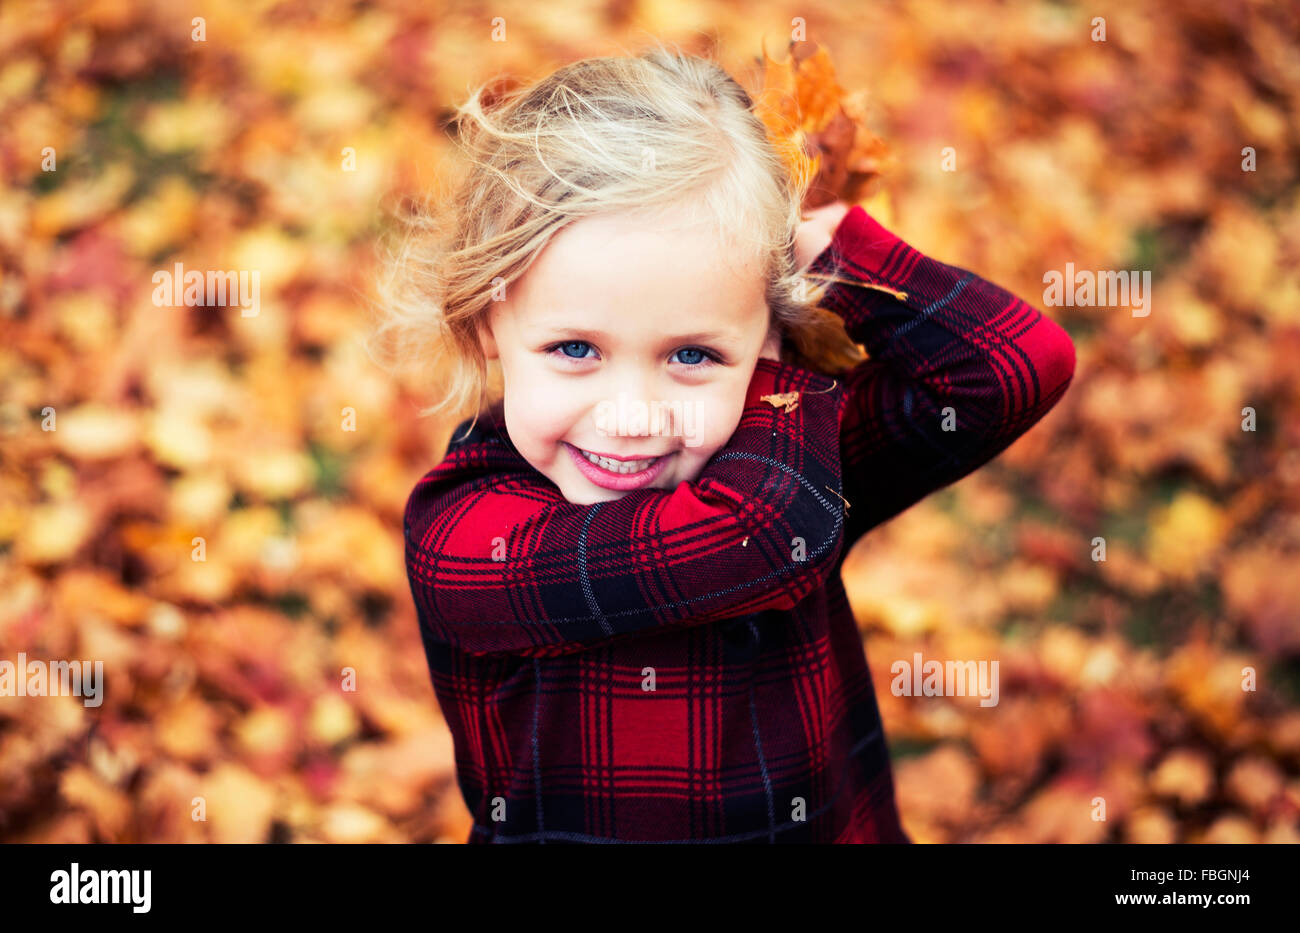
[579,449,657,474]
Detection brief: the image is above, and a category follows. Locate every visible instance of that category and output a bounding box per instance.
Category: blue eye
[672,347,724,367]
[551,340,594,360]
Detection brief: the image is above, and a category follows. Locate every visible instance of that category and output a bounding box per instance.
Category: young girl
[384,46,1076,843]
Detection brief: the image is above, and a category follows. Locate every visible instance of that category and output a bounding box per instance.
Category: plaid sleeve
[404,357,847,658]
[805,205,1077,546]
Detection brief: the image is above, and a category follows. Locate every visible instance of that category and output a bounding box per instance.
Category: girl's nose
[647,400,673,437]
[623,395,672,437]
[598,375,676,438]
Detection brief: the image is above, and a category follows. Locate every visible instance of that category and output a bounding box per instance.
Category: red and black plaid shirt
[404,205,1077,843]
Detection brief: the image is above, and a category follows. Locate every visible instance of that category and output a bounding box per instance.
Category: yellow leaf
[52,403,139,460]
[1146,491,1228,580]
[308,693,360,746]
[16,501,93,565]
[30,163,133,237]
[201,763,277,843]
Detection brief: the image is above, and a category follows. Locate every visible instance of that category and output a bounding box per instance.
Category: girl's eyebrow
[532,326,742,346]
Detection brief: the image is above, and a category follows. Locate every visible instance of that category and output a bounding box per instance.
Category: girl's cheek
[702,395,744,449]
[511,398,584,456]
[672,453,707,485]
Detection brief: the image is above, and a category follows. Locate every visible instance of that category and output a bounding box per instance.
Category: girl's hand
[794,200,851,269]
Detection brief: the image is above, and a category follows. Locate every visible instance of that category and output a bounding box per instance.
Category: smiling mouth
[572,446,663,474]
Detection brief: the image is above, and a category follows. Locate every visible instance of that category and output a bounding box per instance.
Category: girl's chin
[556,476,629,505]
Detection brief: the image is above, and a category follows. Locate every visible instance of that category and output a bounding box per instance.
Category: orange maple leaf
[749,39,893,210]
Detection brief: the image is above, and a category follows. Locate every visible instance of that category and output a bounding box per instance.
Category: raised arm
[805,205,1077,546]
[404,357,847,658]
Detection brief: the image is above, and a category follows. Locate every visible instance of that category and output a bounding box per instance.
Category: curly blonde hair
[367,39,866,440]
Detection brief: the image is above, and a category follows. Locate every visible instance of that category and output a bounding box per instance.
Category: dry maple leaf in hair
[749,39,894,210]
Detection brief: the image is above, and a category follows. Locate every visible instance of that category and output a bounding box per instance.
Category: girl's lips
[564,442,674,492]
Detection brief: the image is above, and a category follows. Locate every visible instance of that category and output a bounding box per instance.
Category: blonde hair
[367,40,866,440]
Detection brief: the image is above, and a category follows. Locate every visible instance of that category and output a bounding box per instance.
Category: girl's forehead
[508,272,766,338]
[512,215,765,316]
[545,211,735,263]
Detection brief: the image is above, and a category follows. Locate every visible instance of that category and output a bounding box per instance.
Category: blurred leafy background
[1,0,1298,843]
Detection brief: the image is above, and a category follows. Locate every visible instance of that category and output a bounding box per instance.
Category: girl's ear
[477,321,499,360]
[758,326,782,362]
